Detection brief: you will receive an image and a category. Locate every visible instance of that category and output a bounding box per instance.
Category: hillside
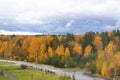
[0,30,120,78]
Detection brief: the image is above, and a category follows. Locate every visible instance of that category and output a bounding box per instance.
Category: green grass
[0,74,11,80]
[0,65,72,80]
[8,70,60,80]
[0,65,20,80]
[0,61,14,65]
[0,66,21,70]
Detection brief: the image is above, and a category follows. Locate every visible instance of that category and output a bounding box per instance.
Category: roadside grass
[0,61,14,65]
[0,74,11,80]
[8,70,60,80]
[0,63,72,80]
[0,65,20,80]
[0,66,21,70]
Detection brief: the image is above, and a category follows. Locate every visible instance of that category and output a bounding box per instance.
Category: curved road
[0,59,104,80]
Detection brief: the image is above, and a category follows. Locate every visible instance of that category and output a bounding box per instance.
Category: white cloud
[0,30,43,35]
[0,0,120,24]
[14,17,44,24]
[0,0,120,34]
[3,22,8,26]
[66,20,74,28]
[54,27,69,32]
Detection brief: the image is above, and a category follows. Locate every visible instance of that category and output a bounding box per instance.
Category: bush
[20,64,27,69]
[59,75,71,80]
[46,55,61,67]
[115,65,120,76]
[67,58,76,68]
[29,56,35,62]
[0,70,3,75]
[13,56,19,60]
[89,64,97,74]
[79,57,87,68]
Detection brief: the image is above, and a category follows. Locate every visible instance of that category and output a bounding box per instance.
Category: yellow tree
[3,42,9,58]
[64,47,70,59]
[57,35,63,42]
[92,34,102,50]
[0,41,4,57]
[28,37,41,62]
[101,61,108,77]
[0,36,12,58]
[5,42,12,58]
[40,43,46,55]
[114,51,120,65]
[84,45,92,56]
[105,41,116,54]
[105,41,116,64]
[48,47,54,57]
[22,37,32,59]
[73,42,82,56]
[0,41,7,57]
[44,35,53,46]
[74,35,82,42]
[56,45,64,57]
[96,50,105,70]
[109,61,115,69]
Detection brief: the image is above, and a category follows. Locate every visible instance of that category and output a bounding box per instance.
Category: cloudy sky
[0,0,120,34]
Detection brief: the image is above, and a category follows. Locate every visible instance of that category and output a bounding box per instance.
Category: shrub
[115,65,120,76]
[89,64,97,74]
[20,64,27,69]
[29,56,35,62]
[59,75,70,80]
[0,70,3,75]
[13,56,19,60]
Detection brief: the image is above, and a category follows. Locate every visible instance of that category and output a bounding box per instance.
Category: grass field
[0,74,11,80]
[0,61,14,65]
[8,70,60,80]
[7,67,72,80]
[0,66,21,70]
[0,61,72,80]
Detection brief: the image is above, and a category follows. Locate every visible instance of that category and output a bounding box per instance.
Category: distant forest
[0,30,120,78]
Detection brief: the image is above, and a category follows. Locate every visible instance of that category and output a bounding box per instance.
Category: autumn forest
[0,30,120,78]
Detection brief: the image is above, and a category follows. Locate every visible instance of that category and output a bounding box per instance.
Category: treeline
[0,30,120,78]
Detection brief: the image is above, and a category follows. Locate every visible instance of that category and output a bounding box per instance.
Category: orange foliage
[96,50,105,70]
[105,41,116,54]
[48,47,54,57]
[105,41,116,63]
[0,31,120,78]
[56,45,64,57]
[64,47,70,58]
[84,45,92,56]
[73,42,82,55]
[101,62,108,77]
[92,34,102,50]
[114,52,120,65]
